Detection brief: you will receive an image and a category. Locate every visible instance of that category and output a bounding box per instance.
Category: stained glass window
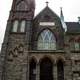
[37,29,56,50]
[12,20,18,32]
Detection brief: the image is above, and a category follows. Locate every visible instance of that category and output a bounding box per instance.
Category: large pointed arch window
[37,29,56,50]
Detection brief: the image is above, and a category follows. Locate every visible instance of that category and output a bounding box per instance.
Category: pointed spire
[60,7,64,21]
[60,7,67,32]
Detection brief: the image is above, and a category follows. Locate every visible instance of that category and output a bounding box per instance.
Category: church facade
[0,0,80,80]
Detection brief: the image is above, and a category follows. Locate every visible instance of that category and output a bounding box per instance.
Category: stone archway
[29,58,37,80]
[40,57,53,80]
[57,60,64,80]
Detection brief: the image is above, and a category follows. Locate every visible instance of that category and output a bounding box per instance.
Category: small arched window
[12,20,19,32]
[37,29,56,50]
[20,20,26,32]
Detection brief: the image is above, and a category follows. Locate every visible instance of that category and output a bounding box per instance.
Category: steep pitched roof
[34,6,60,20]
[66,22,80,34]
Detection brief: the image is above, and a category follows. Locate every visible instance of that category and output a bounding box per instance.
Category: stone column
[36,63,40,80]
[22,63,28,80]
[22,51,29,80]
[53,61,57,80]
[25,21,32,50]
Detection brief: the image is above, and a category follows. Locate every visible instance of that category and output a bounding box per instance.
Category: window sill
[29,50,65,54]
[10,32,26,34]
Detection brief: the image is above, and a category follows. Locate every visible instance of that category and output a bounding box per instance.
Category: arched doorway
[40,57,53,80]
[29,58,36,80]
[57,60,64,80]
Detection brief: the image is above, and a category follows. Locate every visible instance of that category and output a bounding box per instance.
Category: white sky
[0,0,80,49]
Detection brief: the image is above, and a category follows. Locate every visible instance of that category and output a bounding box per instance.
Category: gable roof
[66,22,80,34]
[34,6,80,34]
[34,6,60,20]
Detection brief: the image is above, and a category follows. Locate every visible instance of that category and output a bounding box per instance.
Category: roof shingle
[66,22,80,34]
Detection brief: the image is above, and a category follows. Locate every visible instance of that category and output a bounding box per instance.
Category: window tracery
[37,29,56,50]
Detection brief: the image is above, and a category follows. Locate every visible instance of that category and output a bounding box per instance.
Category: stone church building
[0,0,80,80]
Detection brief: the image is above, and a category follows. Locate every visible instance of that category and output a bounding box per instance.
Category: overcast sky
[0,0,80,49]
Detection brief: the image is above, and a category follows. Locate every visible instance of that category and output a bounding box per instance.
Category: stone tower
[1,0,80,80]
[0,0,35,80]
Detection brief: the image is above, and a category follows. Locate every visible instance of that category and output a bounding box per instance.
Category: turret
[60,7,64,21]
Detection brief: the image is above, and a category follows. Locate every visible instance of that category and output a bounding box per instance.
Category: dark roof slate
[34,6,60,20]
[66,22,80,34]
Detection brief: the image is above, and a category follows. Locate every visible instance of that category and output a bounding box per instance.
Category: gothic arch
[29,57,37,64]
[37,28,56,50]
[56,57,65,64]
[40,57,53,80]
[57,59,64,80]
[29,58,37,80]
[37,28,56,40]
[39,56,54,64]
